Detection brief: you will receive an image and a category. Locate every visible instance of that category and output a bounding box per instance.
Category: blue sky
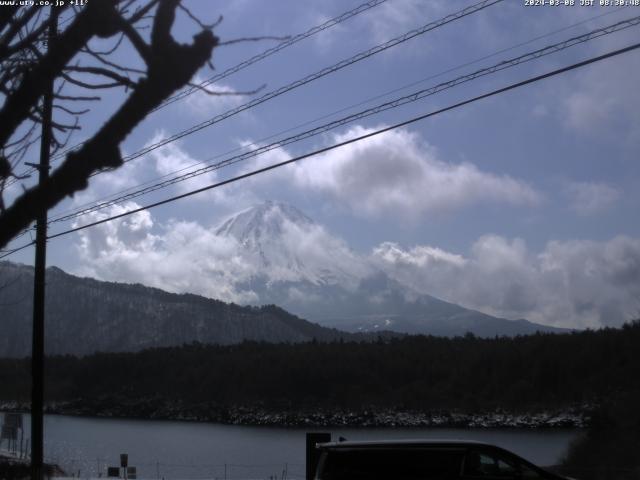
[4,0,640,328]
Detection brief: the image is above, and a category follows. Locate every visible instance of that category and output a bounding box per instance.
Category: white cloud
[564,181,620,216]
[149,134,303,212]
[129,131,256,209]
[57,133,276,235]
[67,124,542,228]
[72,132,232,212]
[73,202,260,304]
[373,235,640,329]
[69,149,148,209]
[73,201,156,262]
[65,132,221,217]
[277,126,542,218]
[147,130,218,194]
[373,241,467,269]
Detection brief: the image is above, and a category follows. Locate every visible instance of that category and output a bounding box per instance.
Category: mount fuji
[211,201,568,337]
[0,202,569,357]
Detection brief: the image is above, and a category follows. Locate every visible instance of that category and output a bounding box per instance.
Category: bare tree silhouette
[0,0,219,249]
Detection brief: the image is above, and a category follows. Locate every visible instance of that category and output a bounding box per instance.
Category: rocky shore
[1,399,590,428]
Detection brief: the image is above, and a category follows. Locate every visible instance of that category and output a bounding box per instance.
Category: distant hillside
[0,251,570,358]
[0,262,365,357]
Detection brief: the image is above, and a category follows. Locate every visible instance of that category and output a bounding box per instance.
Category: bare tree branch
[63,65,138,88]
[53,104,91,116]
[82,45,146,74]
[54,94,101,101]
[178,4,220,30]
[0,0,123,148]
[0,6,20,33]
[60,72,129,90]
[127,0,161,24]
[0,15,49,62]
[117,15,152,64]
[0,7,39,58]
[0,0,218,248]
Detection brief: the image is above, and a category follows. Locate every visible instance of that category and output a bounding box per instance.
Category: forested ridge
[1,321,638,414]
[0,262,374,357]
[0,261,565,358]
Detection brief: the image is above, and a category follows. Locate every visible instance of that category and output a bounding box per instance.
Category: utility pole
[29,7,57,480]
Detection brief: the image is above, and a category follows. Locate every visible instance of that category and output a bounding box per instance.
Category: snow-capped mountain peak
[214,201,368,287]
[215,201,314,248]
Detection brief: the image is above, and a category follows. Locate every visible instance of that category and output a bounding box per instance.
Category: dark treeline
[1,321,639,412]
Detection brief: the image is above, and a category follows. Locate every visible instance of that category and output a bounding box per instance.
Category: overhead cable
[3,41,638,259]
[46,15,640,226]
[7,0,390,183]
[155,0,391,111]
[38,42,640,244]
[47,5,630,221]
[96,0,504,170]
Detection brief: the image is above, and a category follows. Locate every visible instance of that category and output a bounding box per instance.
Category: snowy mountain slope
[214,200,372,288]
[210,202,569,337]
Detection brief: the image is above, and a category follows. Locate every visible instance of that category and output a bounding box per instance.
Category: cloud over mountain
[73,201,640,330]
[373,235,640,329]
[73,201,370,305]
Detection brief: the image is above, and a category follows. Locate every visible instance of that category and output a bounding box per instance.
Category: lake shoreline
[1,400,590,429]
[0,409,581,476]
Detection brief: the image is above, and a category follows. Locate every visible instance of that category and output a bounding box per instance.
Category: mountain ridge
[0,261,374,358]
[0,257,569,359]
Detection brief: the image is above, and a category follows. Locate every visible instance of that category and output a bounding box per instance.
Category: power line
[39,42,640,244]
[9,0,499,187]
[45,5,630,224]
[27,0,390,174]
[4,36,636,261]
[0,242,35,259]
[92,0,504,172]
[154,0,390,112]
[45,15,640,226]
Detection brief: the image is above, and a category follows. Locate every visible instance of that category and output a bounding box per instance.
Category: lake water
[5,413,580,479]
